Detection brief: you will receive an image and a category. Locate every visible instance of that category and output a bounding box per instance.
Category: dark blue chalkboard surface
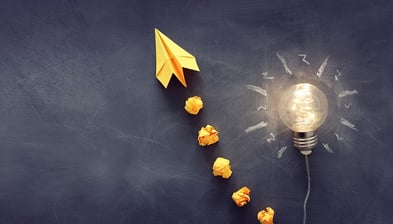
[0,0,392,223]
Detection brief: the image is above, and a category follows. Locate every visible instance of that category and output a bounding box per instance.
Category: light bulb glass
[278,83,328,154]
[279,83,328,132]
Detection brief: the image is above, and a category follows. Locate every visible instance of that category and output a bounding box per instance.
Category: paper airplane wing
[155,30,174,88]
[157,30,199,72]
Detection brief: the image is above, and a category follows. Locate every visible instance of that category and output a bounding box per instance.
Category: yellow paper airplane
[155,28,199,88]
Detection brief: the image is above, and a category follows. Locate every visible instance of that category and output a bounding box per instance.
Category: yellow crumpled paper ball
[257,207,275,224]
[197,124,219,146]
[232,186,251,207]
[184,96,203,115]
[212,157,232,179]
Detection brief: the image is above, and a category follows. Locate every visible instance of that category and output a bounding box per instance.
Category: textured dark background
[0,0,392,223]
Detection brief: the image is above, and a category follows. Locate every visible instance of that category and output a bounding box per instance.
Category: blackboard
[0,0,392,223]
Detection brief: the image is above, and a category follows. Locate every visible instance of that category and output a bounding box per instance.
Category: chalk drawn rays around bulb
[278,83,328,155]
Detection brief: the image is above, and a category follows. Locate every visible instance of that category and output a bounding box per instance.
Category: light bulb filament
[278,83,328,155]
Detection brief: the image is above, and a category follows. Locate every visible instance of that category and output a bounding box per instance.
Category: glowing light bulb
[278,83,328,155]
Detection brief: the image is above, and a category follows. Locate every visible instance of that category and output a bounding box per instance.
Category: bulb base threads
[293,131,318,155]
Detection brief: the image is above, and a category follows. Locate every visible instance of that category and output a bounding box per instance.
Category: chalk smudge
[276,52,293,75]
[245,121,269,133]
[322,142,334,153]
[261,72,274,79]
[247,85,268,96]
[334,132,344,141]
[267,133,275,143]
[338,90,358,98]
[335,69,342,81]
[316,56,329,78]
[277,146,287,158]
[298,54,310,65]
[339,117,358,131]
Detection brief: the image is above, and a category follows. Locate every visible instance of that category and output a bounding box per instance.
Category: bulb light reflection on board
[278,83,328,155]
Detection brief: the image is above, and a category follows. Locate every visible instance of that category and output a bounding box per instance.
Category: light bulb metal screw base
[293,131,318,155]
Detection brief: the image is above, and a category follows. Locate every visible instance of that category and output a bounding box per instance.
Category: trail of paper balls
[184,96,275,224]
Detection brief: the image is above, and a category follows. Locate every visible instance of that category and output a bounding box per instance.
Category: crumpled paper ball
[198,124,219,146]
[257,207,275,224]
[232,186,251,207]
[212,157,232,179]
[184,96,203,115]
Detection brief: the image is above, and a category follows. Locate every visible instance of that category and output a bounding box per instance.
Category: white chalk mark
[257,105,267,111]
[261,72,275,79]
[322,143,334,153]
[344,103,351,109]
[245,121,269,133]
[267,133,275,143]
[247,85,268,96]
[316,56,329,78]
[276,52,293,75]
[338,90,358,98]
[277,146,287,158]
[298,54,310,65]
[334,132,344,141]
[339,117,358,131]
[335,69,342,81]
